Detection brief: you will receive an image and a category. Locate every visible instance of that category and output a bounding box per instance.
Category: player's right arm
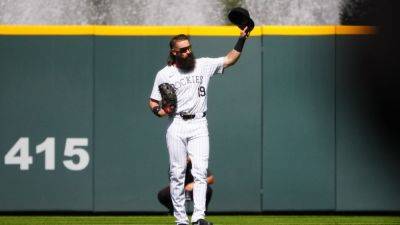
[149,99,169,117]
[149,71,170,117]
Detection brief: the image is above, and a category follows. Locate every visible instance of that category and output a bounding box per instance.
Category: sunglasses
[175,45,192,53]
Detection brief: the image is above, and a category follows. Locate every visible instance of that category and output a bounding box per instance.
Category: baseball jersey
[150,57,224,115]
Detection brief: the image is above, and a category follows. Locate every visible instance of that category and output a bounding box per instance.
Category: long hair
[167,34,190,66]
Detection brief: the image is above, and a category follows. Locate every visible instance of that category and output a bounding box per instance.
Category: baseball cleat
[192,219,213,225]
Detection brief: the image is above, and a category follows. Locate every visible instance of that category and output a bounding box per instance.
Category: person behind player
[149,26,249,225]
[158,158,215,214]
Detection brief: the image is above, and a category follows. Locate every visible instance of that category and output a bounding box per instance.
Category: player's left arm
[223,26,249,69]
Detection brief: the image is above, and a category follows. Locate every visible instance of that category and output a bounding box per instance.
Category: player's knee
[191,167,207,182]
[169,166,186,181]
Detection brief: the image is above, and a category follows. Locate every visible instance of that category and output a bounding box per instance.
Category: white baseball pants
[166,117,209,224]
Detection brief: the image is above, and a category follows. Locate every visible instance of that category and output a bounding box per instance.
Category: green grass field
[1,215,400,225]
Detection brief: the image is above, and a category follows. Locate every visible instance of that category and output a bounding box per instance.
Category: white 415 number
[4,137,89,171]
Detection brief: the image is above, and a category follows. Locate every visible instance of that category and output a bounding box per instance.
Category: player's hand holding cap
[228,7,255,35]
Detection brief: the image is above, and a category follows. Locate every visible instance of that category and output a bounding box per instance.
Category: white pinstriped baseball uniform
[150,57,224,225]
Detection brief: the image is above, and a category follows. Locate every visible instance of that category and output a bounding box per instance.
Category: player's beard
[176,52,196,73]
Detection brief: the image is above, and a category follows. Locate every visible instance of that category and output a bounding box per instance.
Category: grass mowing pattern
[0,215,400,225]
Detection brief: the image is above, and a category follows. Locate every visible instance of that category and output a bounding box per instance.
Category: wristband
[152,105,162,117]
[234,36,246,52]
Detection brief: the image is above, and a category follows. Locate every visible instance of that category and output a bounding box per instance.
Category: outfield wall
[0,26,399,212]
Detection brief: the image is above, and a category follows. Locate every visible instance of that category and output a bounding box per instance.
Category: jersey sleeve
[149,72,163,101]
[204,57,225,77]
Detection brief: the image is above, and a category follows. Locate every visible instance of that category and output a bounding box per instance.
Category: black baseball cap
[228,7,255,32]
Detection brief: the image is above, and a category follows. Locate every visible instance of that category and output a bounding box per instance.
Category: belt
[177,112,207,120]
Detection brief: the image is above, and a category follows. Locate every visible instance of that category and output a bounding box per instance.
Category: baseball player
[149,26,249,225]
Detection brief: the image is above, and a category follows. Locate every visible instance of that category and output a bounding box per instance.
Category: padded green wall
[0,33,399,212]
[93,37,170,211]
[262,36,335,210]
[335,36,400,211]
[0,36,93,211]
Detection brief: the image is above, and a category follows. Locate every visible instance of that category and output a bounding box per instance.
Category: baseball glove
[158,83,177,114]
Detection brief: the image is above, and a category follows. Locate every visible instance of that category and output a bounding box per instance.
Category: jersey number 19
[198,86,206,97]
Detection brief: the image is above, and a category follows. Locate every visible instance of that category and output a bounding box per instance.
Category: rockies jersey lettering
[173,75,204,89]
[150,57,224,114]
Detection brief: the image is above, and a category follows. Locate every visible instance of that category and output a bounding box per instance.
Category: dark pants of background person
[157,186,213,214]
